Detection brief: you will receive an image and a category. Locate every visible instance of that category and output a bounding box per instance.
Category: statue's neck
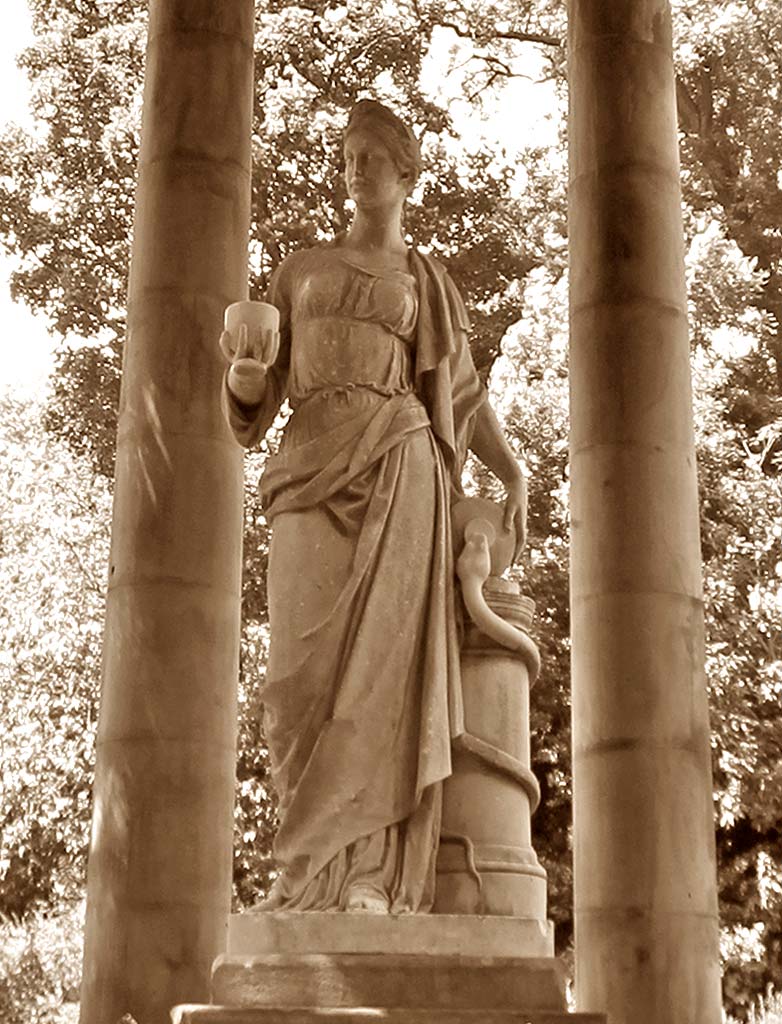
[345,209,407,257]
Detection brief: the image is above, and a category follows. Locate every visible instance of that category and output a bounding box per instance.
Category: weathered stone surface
[211,954,567,1012]
[569,304,693,450]
[149,0,256,41]
[568,171,687,310]
[567,0,722,1021]
[228,912,554,959]
[215,94,533,921]
[173,1006,606,1024]
[430,570,548,921]
[575,910,721,1022]
[107,431,243,599]
[569,451,703,600]
[78,3,254,1023]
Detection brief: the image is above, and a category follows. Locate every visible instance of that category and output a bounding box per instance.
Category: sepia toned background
[1,1,780,1021]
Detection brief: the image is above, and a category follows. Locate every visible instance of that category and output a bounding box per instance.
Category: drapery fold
[223,247,485,911]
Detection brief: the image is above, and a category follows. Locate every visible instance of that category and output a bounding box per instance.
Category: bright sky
[0,0,52,397]
[422,28,561,184]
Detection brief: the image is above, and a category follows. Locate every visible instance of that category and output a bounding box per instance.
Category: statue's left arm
[469,401,527,560]
[410,250,527,559]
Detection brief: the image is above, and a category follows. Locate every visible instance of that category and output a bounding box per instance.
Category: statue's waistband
[293,382,413,408]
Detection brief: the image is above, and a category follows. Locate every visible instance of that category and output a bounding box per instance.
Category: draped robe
[224,245,485,911]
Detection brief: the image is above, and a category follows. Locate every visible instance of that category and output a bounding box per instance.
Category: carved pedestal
[435,578,547,922]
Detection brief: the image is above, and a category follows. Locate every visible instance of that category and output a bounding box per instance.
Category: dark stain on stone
[652,8,673,50]
[636,944,651,965]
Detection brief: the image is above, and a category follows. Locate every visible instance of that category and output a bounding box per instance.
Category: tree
[691,346,782,1016]
[0,390,109,919]
[676,0,782,403]
[1,1,781,1018]
[670,3,782,1011]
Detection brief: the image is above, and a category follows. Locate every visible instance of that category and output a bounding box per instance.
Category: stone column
[567,2,722,1022]
[79,4,254,1023]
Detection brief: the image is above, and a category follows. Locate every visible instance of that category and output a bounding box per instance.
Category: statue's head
[344,99,422,197]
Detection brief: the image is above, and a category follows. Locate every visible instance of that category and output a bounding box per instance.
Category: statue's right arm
[221,254,297,449]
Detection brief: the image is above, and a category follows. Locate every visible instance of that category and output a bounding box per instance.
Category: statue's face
[343,127,409,210]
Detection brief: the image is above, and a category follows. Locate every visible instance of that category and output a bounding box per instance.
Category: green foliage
[726,988,782,1024]
[693,351,782,1014]
[0,2,145,475]
[0,1,780,1020]
[0,903,82,1024]
[232,452,278,909]
[0,391,108,920]
[672,3,782,1010]
[675,0,782,470]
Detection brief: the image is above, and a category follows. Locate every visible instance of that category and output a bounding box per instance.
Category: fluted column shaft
[567,2,722,1021]
[80,3,254,1022]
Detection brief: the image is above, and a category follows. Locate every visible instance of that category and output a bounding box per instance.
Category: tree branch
[408,0,561,49]
[439,16,560,48]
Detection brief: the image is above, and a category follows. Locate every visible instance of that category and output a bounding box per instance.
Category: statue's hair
[344,99,422,192]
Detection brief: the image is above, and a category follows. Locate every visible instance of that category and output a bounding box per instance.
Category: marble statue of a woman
[222,99,526,915]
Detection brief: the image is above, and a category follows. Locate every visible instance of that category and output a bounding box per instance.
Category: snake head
[456,518,494,586]
[451,496,516,575]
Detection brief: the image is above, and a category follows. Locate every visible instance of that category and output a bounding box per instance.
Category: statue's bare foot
[345,885,389,913]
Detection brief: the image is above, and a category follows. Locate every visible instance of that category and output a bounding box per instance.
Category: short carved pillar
[434,577,547,920]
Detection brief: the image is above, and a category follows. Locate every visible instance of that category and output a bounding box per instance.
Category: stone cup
[222,300,280,367]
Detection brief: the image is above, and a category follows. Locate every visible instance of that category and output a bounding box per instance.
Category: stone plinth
[171,541,596,1024]
[436,579,547,922]
[228,911,554,958]
[211,953,566,1012]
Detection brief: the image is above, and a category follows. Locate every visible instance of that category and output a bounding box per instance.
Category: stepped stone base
[212,953,566,1011]
[170,913,604,1024]
[173,1007,606,1023]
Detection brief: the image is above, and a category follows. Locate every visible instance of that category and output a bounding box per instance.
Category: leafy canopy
[0,1,781,1018]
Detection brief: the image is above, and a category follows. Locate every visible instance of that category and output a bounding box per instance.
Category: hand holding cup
[220,301,280,406]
